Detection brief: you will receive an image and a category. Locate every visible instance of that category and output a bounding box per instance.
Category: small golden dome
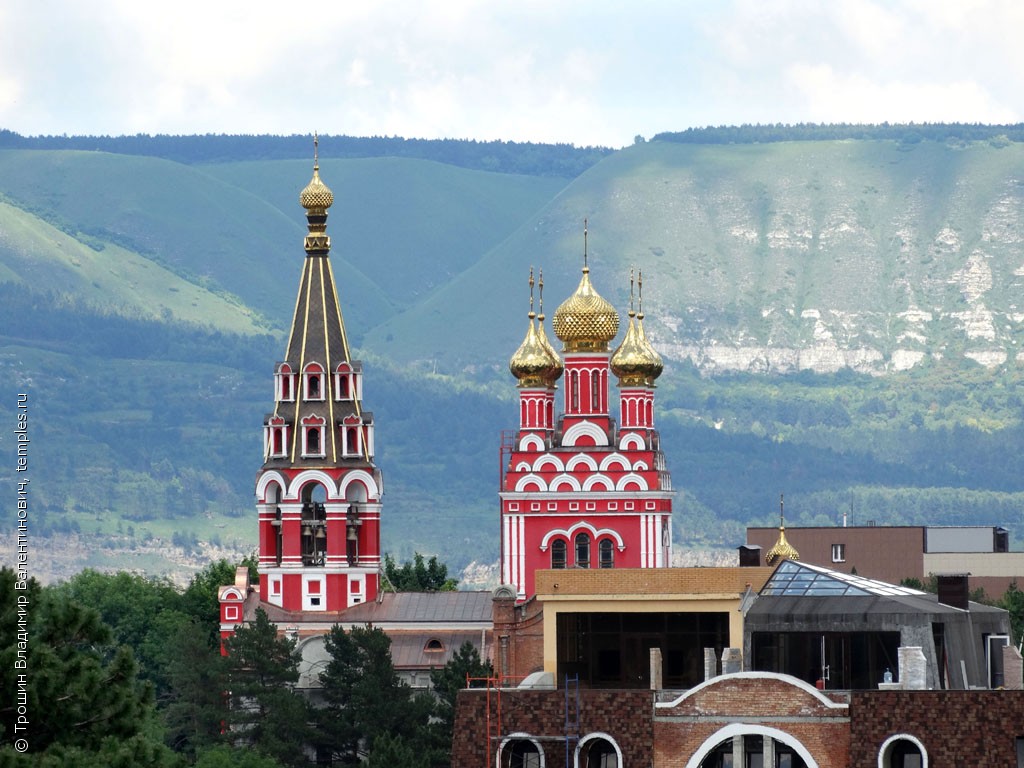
[300,134,334,212]
[765,525,800,565]
[612,309,663,386]
[300,166,334,211]
[552,267,620,353]
[510,313,562,387]
[510,270,562,388]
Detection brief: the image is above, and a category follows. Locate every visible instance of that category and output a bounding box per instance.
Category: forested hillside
[3,127,1024,584]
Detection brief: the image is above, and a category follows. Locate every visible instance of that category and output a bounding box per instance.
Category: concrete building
[746,524,1024,598]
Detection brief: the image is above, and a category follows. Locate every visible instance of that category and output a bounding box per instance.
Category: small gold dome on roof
[765,526,800,565]
[552,267,620,353]
[765,494,800,565]
[510,270,562,388]
[300,134,334,211]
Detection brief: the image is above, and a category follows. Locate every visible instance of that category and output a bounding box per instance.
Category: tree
[0,568,179,766]
[223,609,310,768]
[382,553,457,592]
[316,625,434,767]
[180,556,259,649]
[162,621,228,759]
[428,641,492,766]
[999,581,1024,646]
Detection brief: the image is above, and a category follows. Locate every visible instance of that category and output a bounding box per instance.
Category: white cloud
[3,0,1024,145]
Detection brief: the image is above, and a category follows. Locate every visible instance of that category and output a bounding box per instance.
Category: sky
[3,0,1024,148]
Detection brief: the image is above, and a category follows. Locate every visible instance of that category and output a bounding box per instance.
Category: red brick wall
[653,675,850,768]
[452,688,652,768]
[493,595,545,681]
[849,690,1024,766]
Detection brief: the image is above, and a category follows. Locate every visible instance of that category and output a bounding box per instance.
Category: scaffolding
[469,673,581,768]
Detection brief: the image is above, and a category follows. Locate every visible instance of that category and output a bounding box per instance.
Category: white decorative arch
[549,474,582,492]
[582,475,614,492]
[256,470,288,502]
[515,461,532,473]
[218,586,245,601]
[340,469,379,501]
[541,523,624,551]
[598,453,631,472]
[519,434,545,452]
[878,734,929,768]
[632,459,649,471]
[497,732,546,768]
[575,732,623,768]
[619,432,644,450]
[515,474,547,493]
[684,724,819,768]
[534,455,565,472]
[657,672,848,711]
[615,472,648,491]
[284,470,339,500]
[562,420,609,447]
[566,454,598,472]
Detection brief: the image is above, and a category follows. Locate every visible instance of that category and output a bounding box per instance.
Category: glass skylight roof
[760,560,928,598]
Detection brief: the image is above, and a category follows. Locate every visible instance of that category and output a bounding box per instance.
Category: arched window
[301,484,327,567]
[501,738,542,768]
[575,533,590,568]
[599,539,614,569]
[304,363,325,401]
[571,371,579,411]
[591,370,600,411]
[578,736,619,768]
[306,426,321,455]
[551,540,567,569]
[880,736,927,768]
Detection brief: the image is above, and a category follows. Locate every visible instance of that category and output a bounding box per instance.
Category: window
[502,739,542,768]
[579,737,618,768]
[276,364,295,402]
[591,370,600,411]
[571,371,579,411]
[424,638,444,653]
[304,364,325,401]
[831,543,846,563]
[575,533,591,568]
[551,540,567,569]
[881,737,925,768]
[305,426,322,456]
[599,539,614,569]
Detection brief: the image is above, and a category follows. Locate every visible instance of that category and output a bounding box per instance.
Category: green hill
[5,134,1024,585]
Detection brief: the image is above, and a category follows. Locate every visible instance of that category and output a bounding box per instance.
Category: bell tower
[500,227,674,601]
[255,138,383,612]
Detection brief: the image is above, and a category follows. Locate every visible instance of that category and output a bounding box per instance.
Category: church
[220,146,1023,767]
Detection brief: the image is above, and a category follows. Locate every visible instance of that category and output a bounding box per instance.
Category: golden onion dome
[610,311,649,385]
[765,525,800,565]
[510,312,561,388]
[300,134,334,212]
[535,313,564,385]
[552,266,620,353]
[300,165,334,211]
[635,310,664,382]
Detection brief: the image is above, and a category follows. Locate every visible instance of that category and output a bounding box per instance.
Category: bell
[315,526,326,540]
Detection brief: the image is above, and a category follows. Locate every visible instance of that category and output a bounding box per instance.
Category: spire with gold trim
[765,494,800,565]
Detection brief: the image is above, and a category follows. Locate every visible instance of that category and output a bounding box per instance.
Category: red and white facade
[501,265,673,601]
[219,154,383,648]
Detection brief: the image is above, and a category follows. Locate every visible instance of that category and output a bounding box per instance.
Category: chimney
[738,544,762,567]
[936,573,970,610]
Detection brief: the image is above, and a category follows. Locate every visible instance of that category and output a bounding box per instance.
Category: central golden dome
[552,267,620,353]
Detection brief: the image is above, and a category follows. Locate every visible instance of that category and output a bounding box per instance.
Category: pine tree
[315,625,433,767]
[428,640,493,767]
[162,621,228,759]
[222,608,310,768]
